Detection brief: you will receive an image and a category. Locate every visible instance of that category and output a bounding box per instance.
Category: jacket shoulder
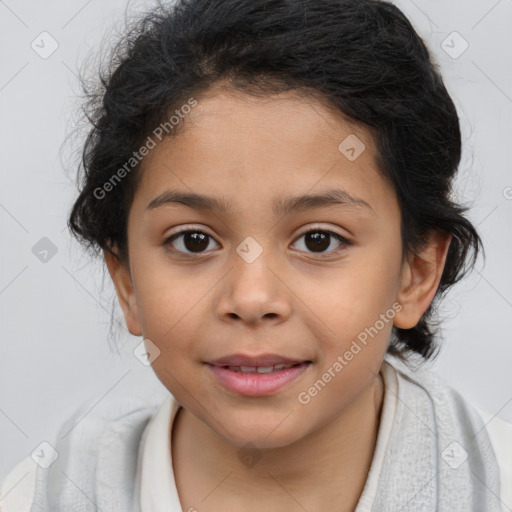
[1,385,167,512]
[475,406,512,511]
[0,455,36,512]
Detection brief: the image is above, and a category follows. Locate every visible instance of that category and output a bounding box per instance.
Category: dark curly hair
[68,0,483,363]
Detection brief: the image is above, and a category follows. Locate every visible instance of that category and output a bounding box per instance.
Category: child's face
[113,86,408,448]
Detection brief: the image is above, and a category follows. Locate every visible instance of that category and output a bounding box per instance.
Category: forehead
[132,87,395,219]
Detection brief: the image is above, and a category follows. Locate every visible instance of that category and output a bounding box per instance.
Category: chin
[212,410,309,450]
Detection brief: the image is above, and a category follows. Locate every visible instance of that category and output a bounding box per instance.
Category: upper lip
[207,353,310,367]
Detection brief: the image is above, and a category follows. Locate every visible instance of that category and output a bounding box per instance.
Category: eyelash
[163,226,352,258]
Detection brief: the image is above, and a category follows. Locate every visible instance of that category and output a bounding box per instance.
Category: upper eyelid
[294,224,349,239]
[167,224,348,237]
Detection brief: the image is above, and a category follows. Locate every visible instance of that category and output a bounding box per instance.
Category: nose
[215,256,292,326]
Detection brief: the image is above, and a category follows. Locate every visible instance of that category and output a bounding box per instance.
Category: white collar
[139,394,183,511]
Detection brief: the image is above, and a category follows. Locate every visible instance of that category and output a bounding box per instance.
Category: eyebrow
[146,188,375,216]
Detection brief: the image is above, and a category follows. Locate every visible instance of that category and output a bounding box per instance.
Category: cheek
[294,253,401,335]
[130,247,200,332]
[130,261,213,370]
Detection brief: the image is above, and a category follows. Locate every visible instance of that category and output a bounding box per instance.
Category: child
[1,0,511,510]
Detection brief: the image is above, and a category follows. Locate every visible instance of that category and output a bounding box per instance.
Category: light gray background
[1,0,511,482]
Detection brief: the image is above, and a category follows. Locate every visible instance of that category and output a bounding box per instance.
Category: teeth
[256,366,274,373]
[226,363,299,373]
[240,366,257,372]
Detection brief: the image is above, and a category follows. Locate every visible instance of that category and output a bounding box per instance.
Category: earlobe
[393,231,452,330]
[104,247,142,337]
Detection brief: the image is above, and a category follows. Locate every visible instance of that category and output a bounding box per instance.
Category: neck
[171,372,384,511]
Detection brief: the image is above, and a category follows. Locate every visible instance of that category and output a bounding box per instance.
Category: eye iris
[305,231,330,252]
[184,232,209,252]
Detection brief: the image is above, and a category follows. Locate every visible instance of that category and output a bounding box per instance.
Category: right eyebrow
[146,190,232,214]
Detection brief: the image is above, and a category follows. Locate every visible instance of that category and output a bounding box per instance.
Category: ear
[393,230,452,329]
[104,246,142,337]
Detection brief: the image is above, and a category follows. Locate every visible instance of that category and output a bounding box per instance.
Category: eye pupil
[305,231,330,252]
[184,232,209,252]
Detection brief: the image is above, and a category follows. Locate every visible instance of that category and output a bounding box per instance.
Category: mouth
[205,354,312,396]
[215,362,305,373]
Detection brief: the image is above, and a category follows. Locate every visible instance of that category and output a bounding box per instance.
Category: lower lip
[206,363,311,396]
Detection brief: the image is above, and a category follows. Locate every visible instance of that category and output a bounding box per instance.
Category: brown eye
[164,230,219,254]
[292,229,350,255]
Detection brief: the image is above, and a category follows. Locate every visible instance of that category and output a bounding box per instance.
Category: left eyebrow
[146,188,375,216]
[273,188,375,217]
